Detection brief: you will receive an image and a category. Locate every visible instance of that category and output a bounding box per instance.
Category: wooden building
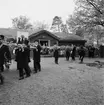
[29,30,86,46]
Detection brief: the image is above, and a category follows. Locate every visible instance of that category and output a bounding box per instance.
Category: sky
[0,0,75,28]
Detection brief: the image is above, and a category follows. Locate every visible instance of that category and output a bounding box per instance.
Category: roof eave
[59,39,87,42]
[29,30,60,41]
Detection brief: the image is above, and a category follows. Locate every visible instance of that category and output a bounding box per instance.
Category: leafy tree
[33,21,49,30]
[61,24,69,33]
[6,38,16,43]
[67,0,104,44]
[51,16,69,33]
[12,15,33,30]
[51,16,63,32]
[75,27,85,36]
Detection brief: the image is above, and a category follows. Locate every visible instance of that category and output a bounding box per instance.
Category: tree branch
[86,0,103,14]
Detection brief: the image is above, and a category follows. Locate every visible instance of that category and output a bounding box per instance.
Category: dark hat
[0,35,4,40]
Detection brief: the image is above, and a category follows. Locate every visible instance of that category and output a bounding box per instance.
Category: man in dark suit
[0,35,11,84]
[78,45,85,63]
[53,45,59,64]
[65,45,71,61]
[24,39,31,73]
[15,43,31,80]
[33,41,41,73]
[71,45,76,61]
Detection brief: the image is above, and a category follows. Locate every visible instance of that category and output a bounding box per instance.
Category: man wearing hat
[0,35,11,84]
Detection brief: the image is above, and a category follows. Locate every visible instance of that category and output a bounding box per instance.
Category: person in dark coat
[88,46,91,58]
[13,45,19,70]
[14,39,31,71]
[65,45,71,61]
[15,44,31,80]
[33,41,42,73]
[71,45,76,61]
[88,45,95,58]
[53,45,59,64]
[78,46,85,63]
[17,37,21,44]
[0,35,11,84]
[23,39,31,73]
[24,39,31,63]
[91,45,95,58]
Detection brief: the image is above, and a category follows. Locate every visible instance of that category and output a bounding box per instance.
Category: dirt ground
[0,57,104,105]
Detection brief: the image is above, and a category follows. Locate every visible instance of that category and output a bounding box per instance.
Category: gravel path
[0,58,104,105]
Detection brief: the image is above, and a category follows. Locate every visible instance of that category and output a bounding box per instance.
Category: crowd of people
[53,44,101,64]
[13,38,42,80]
[52,44,86,64]
[0,34,103,85]
[0,35,42,84]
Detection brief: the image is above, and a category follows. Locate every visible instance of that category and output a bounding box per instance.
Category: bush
[6,38,17,43]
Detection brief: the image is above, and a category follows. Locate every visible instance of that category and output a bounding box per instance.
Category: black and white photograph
[0,0,104,105]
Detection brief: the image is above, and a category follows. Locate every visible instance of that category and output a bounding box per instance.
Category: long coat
[15,47,30,68]
[0,44,11,65]
[33,45,41,62]
[78,47,85,56]
[65,47,71,57]
[71,46,76,57]
[53,49,59,58]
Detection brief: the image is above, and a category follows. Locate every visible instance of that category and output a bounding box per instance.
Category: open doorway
[40,40,48,46]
